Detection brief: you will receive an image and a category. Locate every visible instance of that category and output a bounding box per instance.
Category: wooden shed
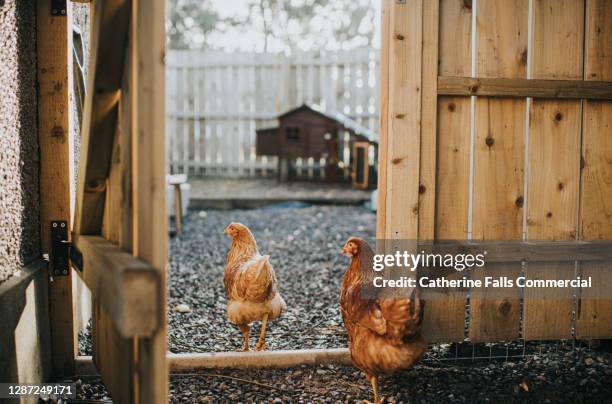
[256,104,378,187]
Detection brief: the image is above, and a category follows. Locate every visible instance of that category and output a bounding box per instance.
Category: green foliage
[166,0,219,49]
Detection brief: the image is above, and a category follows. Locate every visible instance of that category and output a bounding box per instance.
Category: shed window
[286,127,300,141]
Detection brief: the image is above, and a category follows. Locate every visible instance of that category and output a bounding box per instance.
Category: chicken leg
[238,324,250,351]
[369,374,380,404]
[254,313,269,351]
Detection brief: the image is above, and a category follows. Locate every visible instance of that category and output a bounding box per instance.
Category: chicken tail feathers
[234,255,277,302]
[377,288,424,342]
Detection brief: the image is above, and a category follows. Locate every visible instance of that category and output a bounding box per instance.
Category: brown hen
[224,222,285,351]
[340,237,426,403]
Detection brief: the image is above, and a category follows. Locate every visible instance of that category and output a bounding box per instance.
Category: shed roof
[278,104,378,143]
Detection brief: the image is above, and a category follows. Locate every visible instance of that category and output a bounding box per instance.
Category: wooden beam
[74,0,131,237]
[169,349,352,371]
[438,76,612,100]
[76,349,352,374]
[74,236,160,337]
[36,0,76,378]
[421,240,612,263]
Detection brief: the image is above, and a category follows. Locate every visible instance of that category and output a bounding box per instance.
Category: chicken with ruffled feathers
[340,237,426,403]
[224,222,285,351]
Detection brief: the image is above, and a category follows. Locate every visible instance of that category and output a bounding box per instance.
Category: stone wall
[0,0,40,284]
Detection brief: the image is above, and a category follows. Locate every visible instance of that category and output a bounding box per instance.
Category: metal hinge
[51,0,67,16]
[50,221,83,276]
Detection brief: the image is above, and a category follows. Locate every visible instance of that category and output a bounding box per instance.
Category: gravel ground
[168,204,376,353]
[75,204,612,402]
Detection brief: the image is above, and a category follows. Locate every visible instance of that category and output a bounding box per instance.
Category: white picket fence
[166,48,380,178]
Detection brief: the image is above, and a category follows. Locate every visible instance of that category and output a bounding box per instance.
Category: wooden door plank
[472,98,525,239]
[576,0,612,338]
[422,97,470,343]
[476,0,528,79]
[417,0,439,241]
[523,101,581,340]
[376,0,390,237]
[438,0,472,77]
[469,0,528,342]
[531,0,584,80]
[523,0,584,340]
[421,0,473,343]
[418,1,465,342]
[382,0,423,240]
[132,0,168,402]
[584,0,612,82]
[36,0,76,377]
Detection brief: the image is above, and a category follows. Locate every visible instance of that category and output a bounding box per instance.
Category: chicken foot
[254,313,269,351]
[369,374,380,404]
[238,324,250,351]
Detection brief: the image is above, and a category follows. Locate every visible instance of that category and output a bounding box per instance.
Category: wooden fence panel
[382,0,612,343]
[166,48,380,178]
[576,0,612,339]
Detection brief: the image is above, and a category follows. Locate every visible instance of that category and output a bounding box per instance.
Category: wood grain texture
[532,0,584,80]
[523,260,576,340]
[438,0,472,76]
[133,0,168,402]
[576,0,612,339]
[375,0,390,238]
[435,97,471,239]
[580,102,612,240]
[383,0,423,239]
[77,236,159,337]
[527,101,581,240]
[417,0,439,241]
[472,98,525,239]
[83,2,139,403]
[523,0,584,340]
[476,0,528,78]
[469,0,528,342]
[418,0,466,344]
[523,100,580,339]
[585,0,612,81]
[421,96,470,343]
[438,76,612,100]
[36,0,76,377]
[576,262,612,338]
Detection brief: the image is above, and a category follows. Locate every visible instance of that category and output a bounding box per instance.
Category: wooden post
[36,0,76,377]
[174,184,183,234]
[133,0,168,402]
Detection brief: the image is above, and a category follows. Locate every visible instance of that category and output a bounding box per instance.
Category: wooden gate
[72,0,167,403]
[378,0,612,342]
